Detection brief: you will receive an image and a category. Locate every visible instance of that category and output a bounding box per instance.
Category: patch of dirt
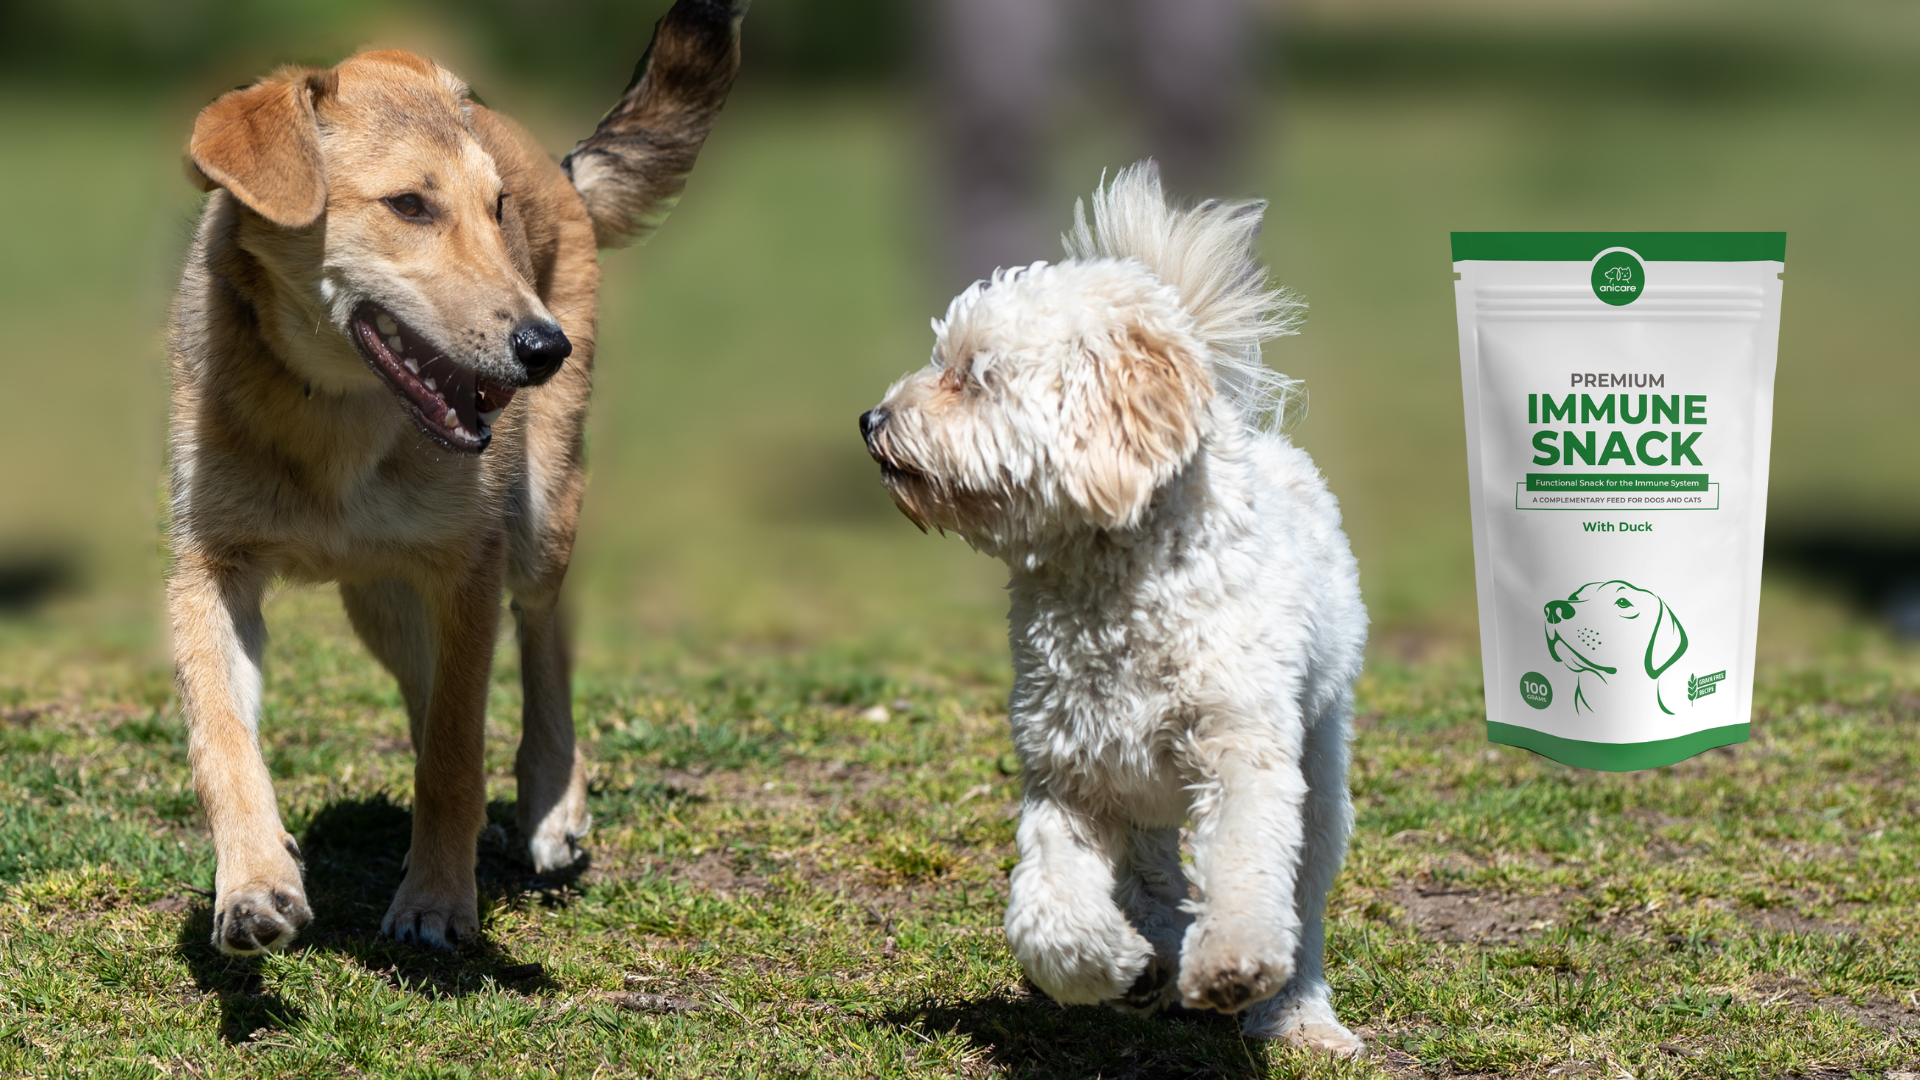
[1744,903,1861,937]
[582,841,968,920]
[370,734,413,755]
[1732,880,1867,937]
[1893,691,1920,721]
[587,759,1014,906]
[1393,885,1570,944]
[1,700,150,735]
[673,849,770,901]
[656,757,898,814]
[1749,976,1920,1033]
[570,761,1015,937]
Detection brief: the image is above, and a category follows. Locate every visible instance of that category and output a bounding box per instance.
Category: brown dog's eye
[494,193,507,224]
[384,193,430,221]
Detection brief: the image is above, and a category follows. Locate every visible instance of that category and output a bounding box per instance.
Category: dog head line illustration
[1543,580,1689,715]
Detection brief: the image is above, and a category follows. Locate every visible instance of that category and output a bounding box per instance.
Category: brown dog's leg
[341,579,435,753]
[171,554,312,954]
[504,361,593,873]
[511,592,590,872]
[379,536,505,949]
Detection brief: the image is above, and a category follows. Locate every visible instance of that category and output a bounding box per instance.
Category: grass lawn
[5,23,1920,1078]
[2,590,1919,1078]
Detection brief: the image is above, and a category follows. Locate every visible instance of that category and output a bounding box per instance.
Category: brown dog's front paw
[519,748,591,874]
[524,805,590,874]
[526,827,587,875]
[212,882,312,955]
[380,879,478,950]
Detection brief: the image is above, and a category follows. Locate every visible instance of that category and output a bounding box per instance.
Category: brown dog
[167,1,741,954]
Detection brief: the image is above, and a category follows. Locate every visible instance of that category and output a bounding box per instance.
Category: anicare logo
[1591,248,1646,307]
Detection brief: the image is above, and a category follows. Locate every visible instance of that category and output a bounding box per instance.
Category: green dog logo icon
[1543,580,1690,715]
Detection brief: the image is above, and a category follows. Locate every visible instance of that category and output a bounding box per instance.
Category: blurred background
[1,0,1917,680]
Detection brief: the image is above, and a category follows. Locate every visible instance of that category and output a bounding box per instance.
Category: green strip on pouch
[1451,232,1786,262]
[1526,473,1709,492]
[1487,722,1749,771]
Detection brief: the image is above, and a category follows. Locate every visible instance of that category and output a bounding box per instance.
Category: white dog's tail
[1063,160,1305,432]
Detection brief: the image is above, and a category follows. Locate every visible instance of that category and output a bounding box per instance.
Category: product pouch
[1453,233,1785,770]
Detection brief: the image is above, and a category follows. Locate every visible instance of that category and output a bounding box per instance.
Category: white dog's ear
[188,69,333,228]
[1059,321,1214,529]
[1645,599,1688,678]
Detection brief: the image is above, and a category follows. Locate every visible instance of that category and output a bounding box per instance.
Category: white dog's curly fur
[861,163,1368,1055]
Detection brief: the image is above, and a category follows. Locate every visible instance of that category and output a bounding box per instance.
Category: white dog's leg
[1005,793,1157,1005]
[1240,696,1363,1056]
[1111,826,1193,1012]
[1244,980,1362,1057]
[1178,729,1307,1013]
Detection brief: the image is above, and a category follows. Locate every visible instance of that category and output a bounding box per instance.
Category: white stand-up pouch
[1453,233,1785,770]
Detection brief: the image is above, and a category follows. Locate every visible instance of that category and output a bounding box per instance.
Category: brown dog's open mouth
[350,302,515,453]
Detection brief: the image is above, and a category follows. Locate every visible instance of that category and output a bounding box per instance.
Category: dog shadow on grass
[882,992,1267,1079]
[176,794,582,1043]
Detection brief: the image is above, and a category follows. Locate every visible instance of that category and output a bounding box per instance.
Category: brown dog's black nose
[860,408,888,441]
[512,321,571,384]
[1545,599,1576,624]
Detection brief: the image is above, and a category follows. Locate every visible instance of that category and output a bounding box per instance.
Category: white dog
[860,163,1367,1055]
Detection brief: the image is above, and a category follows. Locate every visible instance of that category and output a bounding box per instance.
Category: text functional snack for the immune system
[1453,233,1785,770]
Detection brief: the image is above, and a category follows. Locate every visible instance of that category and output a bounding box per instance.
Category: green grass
[2,590,1919,1078]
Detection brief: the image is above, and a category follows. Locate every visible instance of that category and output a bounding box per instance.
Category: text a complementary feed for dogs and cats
[1453,233,1785,771]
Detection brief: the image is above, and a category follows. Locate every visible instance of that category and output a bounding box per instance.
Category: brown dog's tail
[563,0,744,248]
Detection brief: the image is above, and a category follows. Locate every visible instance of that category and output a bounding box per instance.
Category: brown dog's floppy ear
[1060,321,1214,529]
[188,71,330,228]
[1645,598,1688,679]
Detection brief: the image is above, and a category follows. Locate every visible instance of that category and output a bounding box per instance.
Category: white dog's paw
[1285,1018,1366,1058]
[1177,921,1293,1013]
[1241,987,1365,1057]
[1007,910,1156,1005]
[380,875,478,950]
[1111,951,1181,1014]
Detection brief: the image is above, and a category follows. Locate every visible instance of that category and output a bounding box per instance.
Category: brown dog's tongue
[475,380,515,420]
[437,364,477,433]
